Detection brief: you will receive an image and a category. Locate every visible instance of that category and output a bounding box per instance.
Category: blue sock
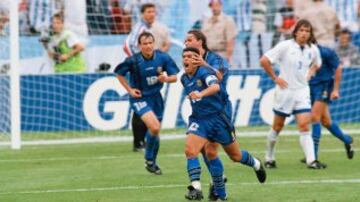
[312,122,322,159]
[145,131,158,162]
[153,136,160,160]
[239,150,255,167]
[201,150,211,171]
[209,157,226,199]
[187,158,201,182]
[327,123,352,144]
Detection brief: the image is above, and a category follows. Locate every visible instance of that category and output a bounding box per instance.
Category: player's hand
[189,91,203,100]
[158,72,168,83]
[275,77,288,89]
[330,90,340,100]
[59,54,70,62]
[129,88,142,98]
[192,54,207,67]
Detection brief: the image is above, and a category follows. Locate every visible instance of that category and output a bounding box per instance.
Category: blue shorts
[130,93,164,121]
[187,113,236,146]
[310,80,334,105]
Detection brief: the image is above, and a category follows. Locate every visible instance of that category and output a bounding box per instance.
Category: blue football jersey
[181,67,229,118]
[114,50,180,96]
[310,45,340,85]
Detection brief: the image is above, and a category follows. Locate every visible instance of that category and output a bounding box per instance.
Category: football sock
[265,128,279,162]
[187,158,201,190]
[327,123,352,144]
[240,150,260,170]
[209,157,226,199]
[145,131,158,162]
[312,122,321,159]
[299,131,315,164]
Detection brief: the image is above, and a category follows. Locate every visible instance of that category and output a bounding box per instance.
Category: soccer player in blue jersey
[181,47,266,201]
[184,30,231,200]
[310,45,354,162]
[114,32,179,175]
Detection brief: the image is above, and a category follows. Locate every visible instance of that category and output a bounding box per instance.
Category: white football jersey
[264,39,322,89]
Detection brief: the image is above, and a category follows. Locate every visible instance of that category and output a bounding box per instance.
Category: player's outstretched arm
[189,83,220,100]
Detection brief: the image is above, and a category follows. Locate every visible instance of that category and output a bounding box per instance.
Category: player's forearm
[68,44,84,57]
[260,56,277,81]
[200,84,220,97]
[166,75,177,83]
[117,75,132,93]
[334,66,342,91]
[160,41,170,52]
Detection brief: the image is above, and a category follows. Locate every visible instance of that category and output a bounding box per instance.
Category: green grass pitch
[0,133,359,202]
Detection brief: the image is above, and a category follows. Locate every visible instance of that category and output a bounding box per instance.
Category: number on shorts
[133,102,147,111]
[189,122,199,131]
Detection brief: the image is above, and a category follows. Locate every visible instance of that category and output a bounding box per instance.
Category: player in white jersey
[260,19,326,169]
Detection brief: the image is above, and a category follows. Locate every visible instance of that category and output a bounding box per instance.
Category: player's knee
[321,119,331,128]
[148,123,160,135]
[184,146,197,158]
[205,147,218,160]
[311,113,321,123]
[298,122,309,131]
[273,123,284,132]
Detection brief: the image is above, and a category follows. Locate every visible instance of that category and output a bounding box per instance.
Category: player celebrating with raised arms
[114,32,179,175]
[260,19,326,169]
[181,47,266,201]
[310,45,354,162]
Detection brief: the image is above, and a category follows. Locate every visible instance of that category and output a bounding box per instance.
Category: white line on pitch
[1,178,360,195]
[0,148,358,163]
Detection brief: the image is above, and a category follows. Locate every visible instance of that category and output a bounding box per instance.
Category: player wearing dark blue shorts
[114,32,179,175]
[184,30,232,200]
[181,47,266,201]
[310,45,354,162]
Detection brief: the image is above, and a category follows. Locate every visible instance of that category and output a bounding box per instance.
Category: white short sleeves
[264,40,289,64]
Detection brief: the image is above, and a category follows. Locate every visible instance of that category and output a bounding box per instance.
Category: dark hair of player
[52,12,64,23]
[138,31,155,45]
[140,3,156,13]
[183,47,201,55]
[292,19,317,44]
[187,30,209,51]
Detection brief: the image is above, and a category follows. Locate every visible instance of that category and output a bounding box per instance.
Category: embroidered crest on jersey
[196,79,202,87]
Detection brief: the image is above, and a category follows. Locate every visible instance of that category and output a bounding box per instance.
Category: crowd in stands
[1,0,360,72]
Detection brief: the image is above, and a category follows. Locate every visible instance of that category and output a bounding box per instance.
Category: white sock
[299,131,315,164]
[191,180,201,190]
[253,158,261,170]
[265,128,279,162]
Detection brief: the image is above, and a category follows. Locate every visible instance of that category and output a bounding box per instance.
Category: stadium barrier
[1,68,359,134]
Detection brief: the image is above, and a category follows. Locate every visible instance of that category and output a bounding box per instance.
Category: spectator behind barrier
[41,13,86,73]
[336,29,360,67]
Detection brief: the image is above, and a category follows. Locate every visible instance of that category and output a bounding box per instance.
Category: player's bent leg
[185,134,208,200]
[265,114,286,168]
[141,111,162,175]
[321,108,354,159]
[223,141,266,183]
[311,101,327,159]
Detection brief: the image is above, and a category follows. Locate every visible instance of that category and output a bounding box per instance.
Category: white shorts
[273,86,311,117]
